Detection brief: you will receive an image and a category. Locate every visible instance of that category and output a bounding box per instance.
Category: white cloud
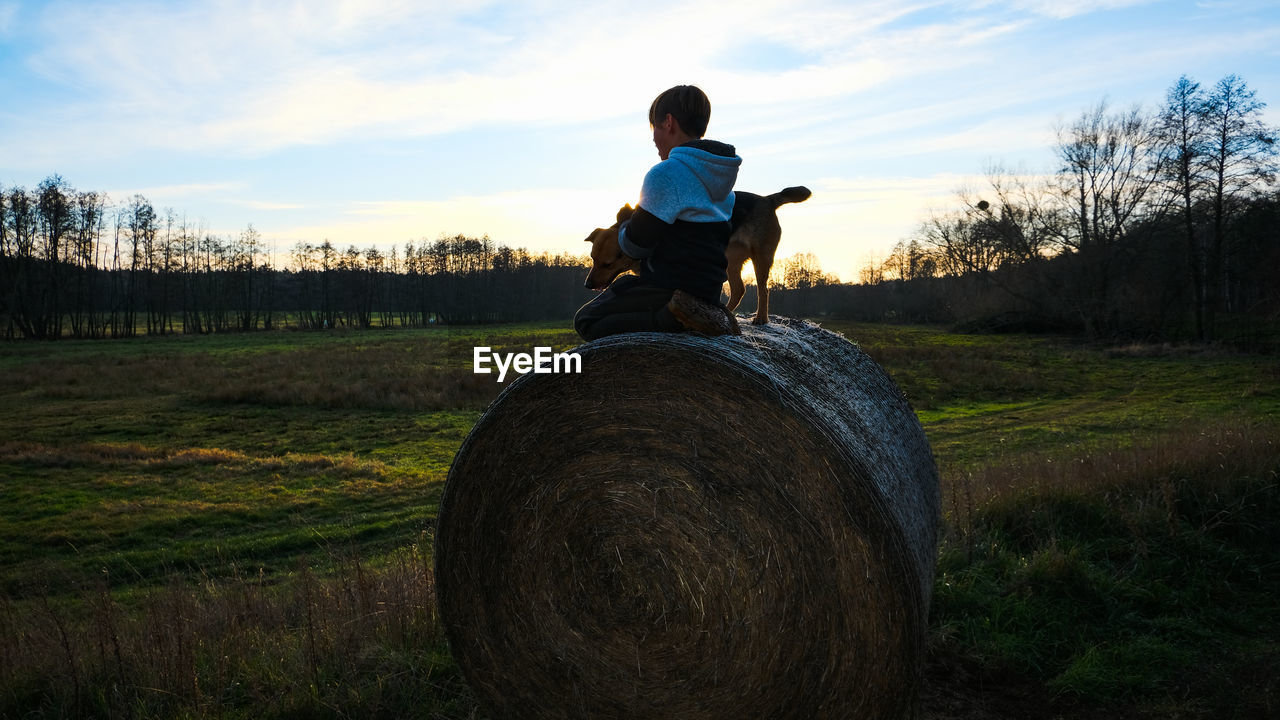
[103,181,244,203]
[263,186,636,257]
[239,200,306,211]
[8,0,1277,279]
[13,0,1268,162]
[19,0,526,153]
[1007,0,1158,19]
[898,117,1058,159]
[9,0,1056,156]
[0,2,17,35]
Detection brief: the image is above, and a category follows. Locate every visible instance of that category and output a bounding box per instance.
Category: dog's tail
[768,186,812,210]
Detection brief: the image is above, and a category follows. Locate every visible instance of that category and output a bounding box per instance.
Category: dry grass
[4,328,580,412]
[3,322,1275,718]
[941,420,1280,553]
[14,344,505,412]
[931,420,1280,716]
[0,441,387,476]
[857,335,1051,410]
[0,543,476,719]
[199,363,499,411]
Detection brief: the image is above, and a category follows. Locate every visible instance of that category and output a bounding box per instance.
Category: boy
[574,85,742,341]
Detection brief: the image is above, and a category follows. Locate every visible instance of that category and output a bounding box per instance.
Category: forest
[798,73,1280,348]
[3,74,1276,347]
[0,187,596,339]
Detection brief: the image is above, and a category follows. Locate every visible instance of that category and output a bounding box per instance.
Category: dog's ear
[617,204,635,223]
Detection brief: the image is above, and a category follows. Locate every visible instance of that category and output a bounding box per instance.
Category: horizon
[3,0,1278,282]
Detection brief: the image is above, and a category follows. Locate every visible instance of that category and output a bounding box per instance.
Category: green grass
[826,322,1280,468]
[930,424,1279,715]
[818,324,1280,717]
[0,324,581,597]
[1,321,1277,718]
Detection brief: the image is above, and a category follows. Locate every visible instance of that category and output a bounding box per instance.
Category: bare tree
[155,209,178,334]
[1201,74,1278,340]
[883,238,938,282]
[34,176,76,338]
[781,252,829,290]
[0,188,20,339]
[235,224,263,331]
[0,187,13,339]
[971,165,1066,261]
[916,210,1001,278]
[119,195,157,337]
[1051,102,1164,334]
[69,190,107,337]
[1054,101,1161,250]
[1155,76,1213,339]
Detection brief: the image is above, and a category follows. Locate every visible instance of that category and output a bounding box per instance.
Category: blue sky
[3,0,1278,280]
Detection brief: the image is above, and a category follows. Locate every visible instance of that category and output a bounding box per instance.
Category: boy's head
[649,85,710,160]
[648,85,711,138]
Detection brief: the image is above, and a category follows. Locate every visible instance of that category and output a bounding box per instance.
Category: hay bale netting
[436,317,939,719]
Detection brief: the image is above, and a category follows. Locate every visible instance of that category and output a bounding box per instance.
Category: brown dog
[583,186,811,325]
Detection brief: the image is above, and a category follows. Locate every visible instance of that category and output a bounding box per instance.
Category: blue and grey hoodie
[617,139,742,303]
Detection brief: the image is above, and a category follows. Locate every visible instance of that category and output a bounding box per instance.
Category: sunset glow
[3,0,1278,280]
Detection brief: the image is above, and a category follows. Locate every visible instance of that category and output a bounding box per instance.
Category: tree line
[6,74,1275,345]
[0,177,596,340]
[774,73,1279,347]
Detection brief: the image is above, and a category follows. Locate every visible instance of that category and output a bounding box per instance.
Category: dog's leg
[725,243,750,312]
[752,252,774,325]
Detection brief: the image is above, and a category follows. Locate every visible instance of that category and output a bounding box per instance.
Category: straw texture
[436,317,939,719]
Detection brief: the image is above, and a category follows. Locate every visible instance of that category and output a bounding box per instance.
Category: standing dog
[583,186,810,325]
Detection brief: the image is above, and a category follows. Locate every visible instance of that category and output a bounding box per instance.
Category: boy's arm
[617,208,670,260]
[618,163,680,260]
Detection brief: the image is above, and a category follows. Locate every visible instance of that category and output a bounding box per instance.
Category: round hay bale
[436,317,939,720]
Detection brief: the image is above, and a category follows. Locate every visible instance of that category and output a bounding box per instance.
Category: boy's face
[651,113,687,161]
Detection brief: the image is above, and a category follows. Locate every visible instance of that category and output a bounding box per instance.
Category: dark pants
[574,275,684,341]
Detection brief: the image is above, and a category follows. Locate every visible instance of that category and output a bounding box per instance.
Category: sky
[2,0,1278,281]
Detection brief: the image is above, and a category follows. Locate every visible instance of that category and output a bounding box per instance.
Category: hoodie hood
[669,141,740,202]
[683,139,737,158]
[638,140,741,224]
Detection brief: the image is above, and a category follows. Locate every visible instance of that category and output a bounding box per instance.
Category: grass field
[1,321,1277,718]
